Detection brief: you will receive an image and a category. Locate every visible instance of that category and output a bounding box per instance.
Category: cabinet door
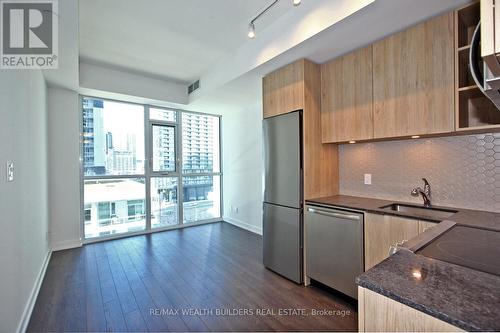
[481,0,500,76]
[364,214,419,270]
[359,287,464,332]
[263,60,305,118]
[419,220,437,234]
[321,46,373,143]
[372,13,455,138]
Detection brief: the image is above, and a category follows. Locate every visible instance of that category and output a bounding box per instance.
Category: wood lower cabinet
[419,220,437,234]
[358,287,463,332]
[321,46,374,143]
[364,214,440,270]
[372,12,455,138]
[364,214,420,270]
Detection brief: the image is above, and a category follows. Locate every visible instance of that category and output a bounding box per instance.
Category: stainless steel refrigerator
[263,110,303,284]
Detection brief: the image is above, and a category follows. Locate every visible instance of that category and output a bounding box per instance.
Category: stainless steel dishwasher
[305,204,364,299]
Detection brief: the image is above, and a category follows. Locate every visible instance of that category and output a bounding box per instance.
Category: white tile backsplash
[339,133,500,213]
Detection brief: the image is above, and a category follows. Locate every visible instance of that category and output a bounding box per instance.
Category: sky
[103,100,145,158]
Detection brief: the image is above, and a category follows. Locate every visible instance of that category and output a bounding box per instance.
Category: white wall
[48,88,82,250]
[80,62,188,105]
[221,103,263,234]
[0,71,50,333]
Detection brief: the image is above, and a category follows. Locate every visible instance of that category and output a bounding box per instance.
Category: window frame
[79,95,223,243]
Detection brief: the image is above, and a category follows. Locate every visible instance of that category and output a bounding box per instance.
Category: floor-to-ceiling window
[81,97,221,240]
[181,113,221,223]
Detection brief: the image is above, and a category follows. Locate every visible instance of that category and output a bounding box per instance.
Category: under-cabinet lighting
[411,135,420,139]
[349,141,356,144]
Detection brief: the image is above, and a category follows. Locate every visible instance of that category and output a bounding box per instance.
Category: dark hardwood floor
[27,222,357,332]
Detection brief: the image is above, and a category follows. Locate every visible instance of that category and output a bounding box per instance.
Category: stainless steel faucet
[411,178,431,207]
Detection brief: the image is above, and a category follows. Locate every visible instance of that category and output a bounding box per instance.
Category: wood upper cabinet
[364,213,419,270]
[321,46,374,143]
[263,60,305,118]
[372,13,455,138]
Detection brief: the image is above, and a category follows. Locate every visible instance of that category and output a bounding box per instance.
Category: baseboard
[17,250,52,333]
[51,239,82,252]
[224,216,262,235]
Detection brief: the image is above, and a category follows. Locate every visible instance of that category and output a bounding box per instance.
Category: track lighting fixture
[248,0,301,39]
[248,23,256,39]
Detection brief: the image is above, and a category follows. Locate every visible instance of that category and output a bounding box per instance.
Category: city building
[82,98,106,175]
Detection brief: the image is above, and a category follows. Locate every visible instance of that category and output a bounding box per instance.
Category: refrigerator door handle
[307,207,360,221]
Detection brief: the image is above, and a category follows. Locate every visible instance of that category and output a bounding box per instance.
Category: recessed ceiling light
[292,0,301,6]
[248,23,256,39]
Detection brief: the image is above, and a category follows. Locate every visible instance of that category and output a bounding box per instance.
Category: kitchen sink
[379,203,458,221]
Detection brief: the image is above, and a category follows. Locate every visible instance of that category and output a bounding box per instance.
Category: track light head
[248,23,256,39]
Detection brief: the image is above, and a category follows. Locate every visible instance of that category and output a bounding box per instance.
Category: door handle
[307,207,360,221]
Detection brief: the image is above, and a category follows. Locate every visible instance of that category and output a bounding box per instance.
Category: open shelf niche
[455,1,500,130]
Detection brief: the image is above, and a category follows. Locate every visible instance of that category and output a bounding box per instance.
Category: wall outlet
[6,161,14,182]
[364,173,372,185]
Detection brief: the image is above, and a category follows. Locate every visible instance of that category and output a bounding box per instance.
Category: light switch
[364,173,372,185]
[7,161,14,182]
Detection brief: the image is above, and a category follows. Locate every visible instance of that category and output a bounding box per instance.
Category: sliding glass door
[81,97,221,240]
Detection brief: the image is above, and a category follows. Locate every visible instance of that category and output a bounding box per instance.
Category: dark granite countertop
[306,194,500,230]
[356,251,500,331]
[305,195,500,331]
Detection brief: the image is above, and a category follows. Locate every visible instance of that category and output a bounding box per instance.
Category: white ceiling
[79,0,292,83]
[191,0,470,111]
[76,0,471,113]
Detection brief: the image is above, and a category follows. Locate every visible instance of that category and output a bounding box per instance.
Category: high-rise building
[153,126,176,171]
[82,98,106,175]
[181,113,216,202]
[83,100,141,175]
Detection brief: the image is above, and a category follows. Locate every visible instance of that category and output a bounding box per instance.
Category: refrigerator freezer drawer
[305,205,364,299]
[263,203,303,284]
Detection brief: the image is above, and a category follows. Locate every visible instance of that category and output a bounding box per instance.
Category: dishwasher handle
[307,207,360,221]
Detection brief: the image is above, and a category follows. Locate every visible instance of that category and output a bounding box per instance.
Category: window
[82,98,144,176]
[82,97,221,240]
[151,177,178,228]
[127,200,145,221]
[150,108,176,122]
[84,179,146,237]
[84,205,91,224]
[152,125,176,172]
[182,176,221,222]
[181,113,221,223]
